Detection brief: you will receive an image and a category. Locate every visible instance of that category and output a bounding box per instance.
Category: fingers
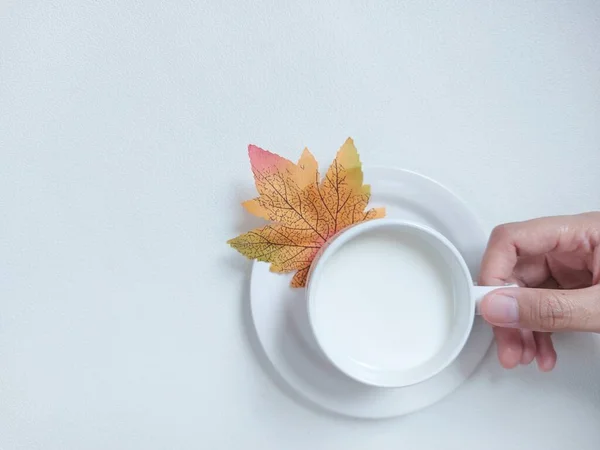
[481,285,600,332]
[534,332,557,372]
[512,255,551,288]
[548,254,594,289]
[493,327,522,369]
[479,213,600,286]
[592,246,600,285]
[519,329,536,365]
[493,327,538,368]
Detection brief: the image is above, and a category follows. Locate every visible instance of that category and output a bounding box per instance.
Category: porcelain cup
[305,219,509,388]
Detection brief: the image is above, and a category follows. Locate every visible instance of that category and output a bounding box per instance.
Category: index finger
[479,213,599,286]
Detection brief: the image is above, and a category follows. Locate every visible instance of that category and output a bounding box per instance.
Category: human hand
[478,212,600,371]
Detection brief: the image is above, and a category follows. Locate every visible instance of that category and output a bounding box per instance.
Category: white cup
[305,218,506,388]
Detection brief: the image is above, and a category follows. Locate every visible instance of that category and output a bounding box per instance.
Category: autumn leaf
[241,147,319,221]
[228,138,385,288]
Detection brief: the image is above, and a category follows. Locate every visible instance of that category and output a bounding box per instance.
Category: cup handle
[472,284,519,315]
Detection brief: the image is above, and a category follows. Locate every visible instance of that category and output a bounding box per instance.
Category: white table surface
[1,1,599,449]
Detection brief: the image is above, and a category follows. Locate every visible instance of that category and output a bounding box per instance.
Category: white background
[1,1,599,449]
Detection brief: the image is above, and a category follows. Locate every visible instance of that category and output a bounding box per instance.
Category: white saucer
[250,166,492,419]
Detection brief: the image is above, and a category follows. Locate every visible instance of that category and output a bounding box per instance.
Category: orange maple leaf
[228,138,385,288]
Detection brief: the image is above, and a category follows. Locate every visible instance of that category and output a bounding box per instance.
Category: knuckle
[490,224,513,243]
[531,292,574,330]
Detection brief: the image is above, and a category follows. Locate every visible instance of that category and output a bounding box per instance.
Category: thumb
[480,285,600,332]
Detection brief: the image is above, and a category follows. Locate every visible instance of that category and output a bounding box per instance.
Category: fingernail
[485,294,519,325]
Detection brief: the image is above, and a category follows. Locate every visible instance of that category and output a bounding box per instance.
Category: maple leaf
[228,138,385,288]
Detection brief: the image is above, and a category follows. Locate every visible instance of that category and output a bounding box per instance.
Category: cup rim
[305,218,476,388]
